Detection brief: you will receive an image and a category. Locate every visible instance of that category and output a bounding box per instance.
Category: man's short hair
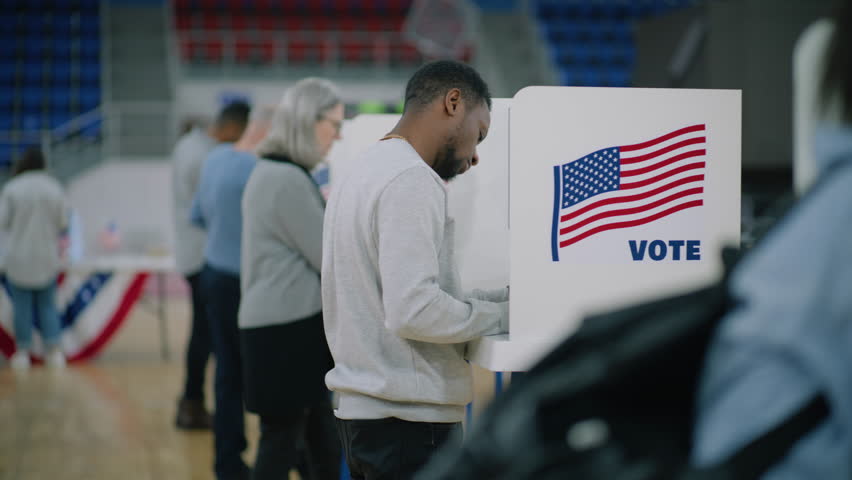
[14,147,45,176]
[403,60,492,113]
[215,101,251,129]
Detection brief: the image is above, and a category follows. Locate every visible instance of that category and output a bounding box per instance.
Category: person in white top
[0,148,68,370]
[171,119,217,429]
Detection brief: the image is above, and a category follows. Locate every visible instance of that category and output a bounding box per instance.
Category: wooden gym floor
[0,288,499,480]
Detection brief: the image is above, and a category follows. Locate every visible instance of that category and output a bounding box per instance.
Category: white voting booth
[327,87,741,373]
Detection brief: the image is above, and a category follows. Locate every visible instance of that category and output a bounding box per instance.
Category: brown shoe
[175,398,212,430]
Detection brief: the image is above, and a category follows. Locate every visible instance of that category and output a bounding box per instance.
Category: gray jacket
[239,159,325,329]
[0,171,68,288]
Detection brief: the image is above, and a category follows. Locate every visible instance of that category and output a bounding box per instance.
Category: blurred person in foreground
[691,2,852,478]
[190,101,255,480]
[240,78,342,480]
[322,60,508,479]
[171,116,216,430]
[0,148,68,370]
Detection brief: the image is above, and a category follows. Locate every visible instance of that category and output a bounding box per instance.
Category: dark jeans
[182,271,211,401]
[253,397,341,480]
[202,265,248,479]
[336,417,462,480]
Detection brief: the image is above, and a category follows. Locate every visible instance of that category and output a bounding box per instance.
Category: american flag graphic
[551,124,707,261]
[0,271,148,362]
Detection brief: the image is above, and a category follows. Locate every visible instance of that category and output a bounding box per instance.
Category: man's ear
[444,88,462,117]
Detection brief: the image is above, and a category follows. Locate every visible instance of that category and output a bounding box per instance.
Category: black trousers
[202,265,248,479]
[336,417,462,480]
[252,396,341,480]
[182,271,211,401]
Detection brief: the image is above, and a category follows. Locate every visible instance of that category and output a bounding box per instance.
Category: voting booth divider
[325,87,742,381]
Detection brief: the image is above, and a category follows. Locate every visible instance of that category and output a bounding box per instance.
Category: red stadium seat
[283,16,304,32]
[389,17,405,31]
[203,39,224,62]
[287,39,310,63]
[393,43,420,65]
[340,39,372,64]
[365,16,382,32]
[230,14,252,30]
[201,12,222,30]
[171,0,427,67]
[175,14,193,30]
[312,17,331,31]
[305,0,325,14]
[338,17,357,31]
[234,35,253,63]
[258,38,275,62]
[180,38,196,60]
[257,16,278,31]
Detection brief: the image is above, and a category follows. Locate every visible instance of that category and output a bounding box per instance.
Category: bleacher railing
[0,100,177,183]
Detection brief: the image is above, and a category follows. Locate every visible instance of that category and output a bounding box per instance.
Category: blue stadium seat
[0,145,12,167]
[22,62,43,83]
[22,87,43,109]
[50,110,71,129]
[51,88,72,110]
[80,15,100,34]
[0,116,13,131]
[21,114,44,131]
[605,68,631,88]
[78,87,100,111]
[0,14,17,30]
[51,63,72,85]
[80,37,100,59]
[560,66,604,87]
[52,38,73,60]
[0,88,13,109]
[50,16,72,36]
[609,21,632,42]
[25,38,47,58]
[80,62,100,83]
[0,63,16,83]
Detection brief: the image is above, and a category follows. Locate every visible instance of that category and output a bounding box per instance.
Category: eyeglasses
[319,116,342,134]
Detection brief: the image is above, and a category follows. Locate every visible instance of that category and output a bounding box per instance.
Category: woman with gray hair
[239,78,343,480]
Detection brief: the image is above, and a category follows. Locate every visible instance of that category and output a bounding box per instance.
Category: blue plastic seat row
[537,0,696,19]
[540,20,632,43]
[2,0,99,12]
[551,42,636,67]
[559,66,630,87]
[0,15,100,33]
[1,62,101,82]
[12,42,100,60]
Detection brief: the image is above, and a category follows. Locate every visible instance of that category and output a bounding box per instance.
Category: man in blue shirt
[190,101,255,480]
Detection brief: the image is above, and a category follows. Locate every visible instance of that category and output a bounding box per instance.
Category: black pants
[202,265,248,479]
[336,417,462,480]
[182,271,211,401]
[253,396,341,480]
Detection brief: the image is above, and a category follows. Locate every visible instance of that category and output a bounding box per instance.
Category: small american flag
[550,124,706,261]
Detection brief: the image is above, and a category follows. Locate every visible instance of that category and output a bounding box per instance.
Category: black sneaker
[175,397,212,430]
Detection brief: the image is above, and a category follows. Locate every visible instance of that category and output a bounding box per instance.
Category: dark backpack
[418,188,834,480]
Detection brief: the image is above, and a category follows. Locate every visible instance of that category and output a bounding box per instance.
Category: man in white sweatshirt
[322,60,509,479]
